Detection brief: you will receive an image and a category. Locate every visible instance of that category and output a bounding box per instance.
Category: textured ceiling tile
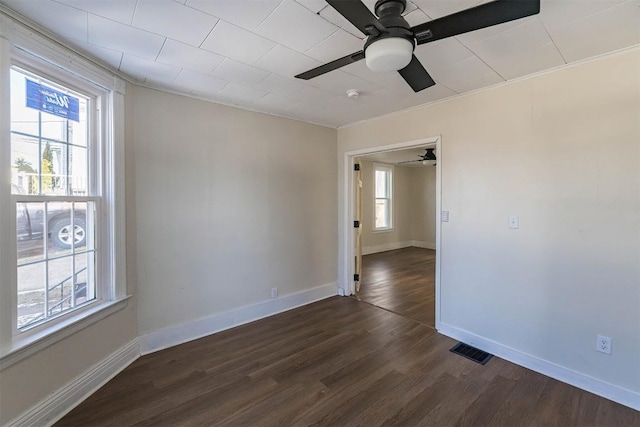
[252,93,298,112]
[465,19,565,79]
[305,29,363,63]
[54,0,137,25]
[428,55,503,91]
[412,0,487,19]
[218,82,268,103]
[173,69,228,94]
[286,86,335,104]
[253,73,307,97]
[538,0,629,29]
[546,0,640,63]
[404,8,431,26]
[201,20,276,65]
[294,0,328,14]
[253,44,321,78]
[212,58,271,85]
[186,0,281,31]
[319,5,365,38]
[255,0,338,52]
[69,38,124,69]
[156,39,224,74]
[4,0,88,41]
[133,0,217,46]
[119,54,181,84]
[88,14,165,60]
[415,38,474,74]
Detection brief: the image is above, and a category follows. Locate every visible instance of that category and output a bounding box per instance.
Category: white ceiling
[1,0,638,128]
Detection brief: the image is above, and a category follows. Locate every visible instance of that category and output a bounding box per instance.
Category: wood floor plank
[57,249,639,427]
[357,247,436,326]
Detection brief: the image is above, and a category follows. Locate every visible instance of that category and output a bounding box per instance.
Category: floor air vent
[450,342,493,365]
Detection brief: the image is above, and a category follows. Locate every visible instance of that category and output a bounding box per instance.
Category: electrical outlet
[596,335,612,355]
[271,287,278,299]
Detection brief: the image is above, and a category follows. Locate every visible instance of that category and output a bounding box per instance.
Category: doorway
[343,137,442,329]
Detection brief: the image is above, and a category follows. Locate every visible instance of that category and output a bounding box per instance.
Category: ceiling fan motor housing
[364,0,416,72]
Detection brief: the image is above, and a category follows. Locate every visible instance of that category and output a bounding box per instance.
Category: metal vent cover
[450,342,493,365]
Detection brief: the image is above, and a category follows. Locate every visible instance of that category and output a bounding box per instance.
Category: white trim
[139,282,337,355]
[343,137,442,304]
[361,240,436,255]
[362,240,413,255]
[411,240,436,250]
[0,297,131,370]
[437,323,640,411]
[5,338,140,427]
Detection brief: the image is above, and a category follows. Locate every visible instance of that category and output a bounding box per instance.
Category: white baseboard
[437,322,640,411]
[362,241,412,255]
[362,240,436,255]
[139,282,337,355]
[410,240,436,250]
[7,338,140,427]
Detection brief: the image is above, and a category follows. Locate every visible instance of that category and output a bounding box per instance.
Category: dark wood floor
[357,247,435,327]
[58,296,638,426]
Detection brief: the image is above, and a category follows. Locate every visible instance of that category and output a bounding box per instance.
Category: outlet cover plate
[596,335,612,354]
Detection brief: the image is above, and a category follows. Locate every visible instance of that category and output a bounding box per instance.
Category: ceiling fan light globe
[365,38,413,72]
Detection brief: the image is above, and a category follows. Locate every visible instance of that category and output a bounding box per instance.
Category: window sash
[5,47,109,340]
[373,164,393,230]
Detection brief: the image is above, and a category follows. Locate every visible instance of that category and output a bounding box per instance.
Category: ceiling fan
[295,0,540,92]
[399,148,436,165]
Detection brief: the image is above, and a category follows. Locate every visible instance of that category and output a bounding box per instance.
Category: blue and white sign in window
[26,79,80,122]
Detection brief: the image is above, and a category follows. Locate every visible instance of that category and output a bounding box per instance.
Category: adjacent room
[0,0,638,426]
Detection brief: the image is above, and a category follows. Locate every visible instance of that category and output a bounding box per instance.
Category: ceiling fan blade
[326,0,381,35]
[295,51,365,80]
[398,159,423,164]
[398,55,436,92]
[412,0,540,45]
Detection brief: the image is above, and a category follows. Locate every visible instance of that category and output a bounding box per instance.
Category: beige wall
[131,86,337,335]
[409,166,437,245]
[0,82,139,425]
[338,50,640,393]
[360,160,436,252]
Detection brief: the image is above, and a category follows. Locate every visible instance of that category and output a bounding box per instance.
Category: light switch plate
[508,215,519,229]
[442,211,449,222]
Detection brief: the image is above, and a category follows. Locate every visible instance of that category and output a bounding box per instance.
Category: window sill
[372,228,395,233]
[0,296,131,370]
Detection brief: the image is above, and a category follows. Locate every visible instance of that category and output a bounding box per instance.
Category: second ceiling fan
[295,0,540,92]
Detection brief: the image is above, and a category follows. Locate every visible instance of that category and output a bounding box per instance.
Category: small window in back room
[374,163,393,230]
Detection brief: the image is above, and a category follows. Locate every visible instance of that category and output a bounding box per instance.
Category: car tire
[50,218,87,249]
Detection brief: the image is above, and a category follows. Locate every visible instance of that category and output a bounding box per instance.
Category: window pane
[375,199,389,228]
[17,202,45,265]
[70,145,88,195]
[10,68,90,197]
[10,64,100,331]
[17,262,46,329]
[10,70,39,136]
[40,110,67,141]
[75,252,96,305]
[48,256,74,316]
[375,170,387,198]
[11,135,40,195]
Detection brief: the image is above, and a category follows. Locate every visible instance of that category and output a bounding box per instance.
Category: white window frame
[0,13,129,369]
[373,163,393,231]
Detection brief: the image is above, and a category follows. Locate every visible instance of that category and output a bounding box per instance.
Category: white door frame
[342,136,443,329]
